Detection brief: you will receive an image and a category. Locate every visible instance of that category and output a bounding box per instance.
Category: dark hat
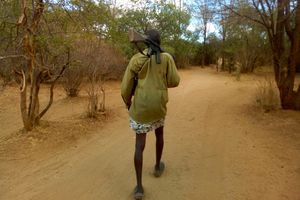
[145,29,161,45]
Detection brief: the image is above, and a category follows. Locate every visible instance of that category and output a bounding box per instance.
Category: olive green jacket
[121,49,180,123]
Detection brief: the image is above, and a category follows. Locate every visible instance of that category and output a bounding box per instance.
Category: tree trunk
[201,20,207,68]
[18,0,44,131]
[278,40,300,110]
[20,67,42,131]
[20,70,31,130]
[273,0,300,110]
[279,84,300,110]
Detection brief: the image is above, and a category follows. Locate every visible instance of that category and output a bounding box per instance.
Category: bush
[255,77,280,112]
[62,65,84,97]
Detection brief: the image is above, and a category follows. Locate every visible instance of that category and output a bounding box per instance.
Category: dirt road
[1,67,300,200]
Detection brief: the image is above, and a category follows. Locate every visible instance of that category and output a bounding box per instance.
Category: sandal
[153,162,165,177]
[134,186,144,200]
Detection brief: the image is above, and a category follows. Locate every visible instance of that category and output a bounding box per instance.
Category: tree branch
[220,1,267,27]
[252,0,271,29]
[293,0,300,38]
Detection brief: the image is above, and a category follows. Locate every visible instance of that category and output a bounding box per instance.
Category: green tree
[114,1,193,67]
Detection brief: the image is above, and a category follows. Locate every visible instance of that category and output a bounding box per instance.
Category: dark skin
[134,126,164,194]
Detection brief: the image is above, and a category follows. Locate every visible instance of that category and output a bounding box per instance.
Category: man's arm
[121,58,137,109]
[166,54,180,88]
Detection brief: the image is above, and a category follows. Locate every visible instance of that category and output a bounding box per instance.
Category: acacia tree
[192,0,214,67]
[254,0,300,109]
[215,0,237,71]
[228,0,300,109]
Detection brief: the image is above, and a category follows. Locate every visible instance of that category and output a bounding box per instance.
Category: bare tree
[86,66,106,118]
[69,36,125,117]
[15,0,67,131]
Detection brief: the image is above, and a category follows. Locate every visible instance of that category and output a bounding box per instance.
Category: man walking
[121,29,180,200]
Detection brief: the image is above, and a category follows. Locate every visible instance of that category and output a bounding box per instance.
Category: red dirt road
[1,67,300,200]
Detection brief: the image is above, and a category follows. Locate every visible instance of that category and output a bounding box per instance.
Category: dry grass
[255,76,280,112]
[0,114,111,161]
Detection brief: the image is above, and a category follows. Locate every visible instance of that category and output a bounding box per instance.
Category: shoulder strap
[134,42,150,58]
[131,56,149,96]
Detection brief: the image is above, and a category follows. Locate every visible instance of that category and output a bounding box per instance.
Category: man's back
[121,50,180,123]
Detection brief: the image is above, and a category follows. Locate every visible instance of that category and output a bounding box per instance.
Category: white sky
[188,21,217,33]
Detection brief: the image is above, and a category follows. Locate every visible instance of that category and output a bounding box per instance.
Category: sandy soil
[0,67,300,200]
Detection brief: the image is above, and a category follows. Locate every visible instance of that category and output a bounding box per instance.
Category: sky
[115,0,183,8]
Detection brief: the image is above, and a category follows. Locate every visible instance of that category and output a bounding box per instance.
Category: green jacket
[121,49,180,123]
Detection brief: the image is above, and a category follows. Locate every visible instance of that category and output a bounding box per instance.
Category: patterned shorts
[130,118,165,134]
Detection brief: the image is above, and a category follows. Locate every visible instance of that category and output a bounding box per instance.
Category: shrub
[62,65,84,97]
[0,59,22,86]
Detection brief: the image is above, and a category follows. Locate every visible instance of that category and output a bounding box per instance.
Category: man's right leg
[134,133,146,194]
[154,126,164,172]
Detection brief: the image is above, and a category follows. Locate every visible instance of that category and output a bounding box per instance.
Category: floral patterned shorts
[130,118,165,134]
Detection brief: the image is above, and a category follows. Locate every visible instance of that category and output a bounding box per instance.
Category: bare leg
[155,126,164,169]
[134,133,146,193]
